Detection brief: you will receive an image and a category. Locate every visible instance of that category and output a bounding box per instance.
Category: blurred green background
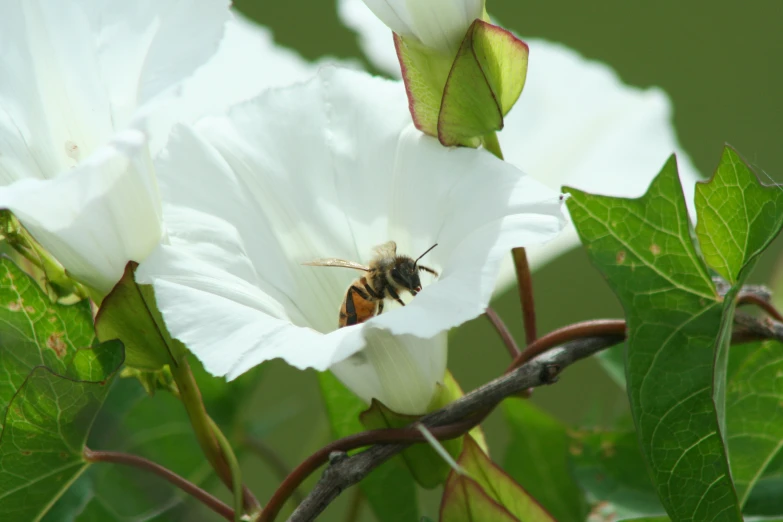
[83,1,783,521]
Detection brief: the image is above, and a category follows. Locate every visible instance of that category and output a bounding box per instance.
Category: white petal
[331,330,447,415]
[146,13,321,154]
[138,67,563,386]
[338,0,703,290]
[0,130,162,293]
[0,0,229,181]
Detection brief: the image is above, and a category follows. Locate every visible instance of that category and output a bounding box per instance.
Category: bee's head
[391,243,437,295]
[391,259,422,294]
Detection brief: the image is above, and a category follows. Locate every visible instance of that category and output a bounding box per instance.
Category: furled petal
[363,0,485,54]
[338,0,702,289]
[137,67,564,411]
[2,130,161,293]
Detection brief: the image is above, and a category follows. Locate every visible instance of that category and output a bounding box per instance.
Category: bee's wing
[372,241,397,258]
[302,258,370,272]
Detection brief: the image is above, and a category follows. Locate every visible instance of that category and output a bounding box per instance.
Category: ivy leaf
[726,340,783,506]
[695,147,783,285]
[0,257,97,422]
[318,372,419,522]
[503,399,588,522]
[566,147,783,521]
[0,257,124,520]
[569,430,664,519]
[567,155,735,521]
[0,340,123,521]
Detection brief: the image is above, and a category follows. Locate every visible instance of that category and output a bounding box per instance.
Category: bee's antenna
[414,243,438,266]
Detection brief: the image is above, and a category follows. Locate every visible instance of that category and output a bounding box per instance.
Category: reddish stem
[737,293,783,322]
[83,447,234,521]
[506,319,627,373]
[512,248,538,345]
[485,307,521,358]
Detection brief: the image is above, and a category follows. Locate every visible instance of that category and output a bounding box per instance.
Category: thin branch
[734,312,783,343]
[259,417,480,522]
[83,447,234,521]
[512,247,538,345]
[485,307,521,358]
[284,335,620,522]
[506,319,627,372]
[243,436,305,507]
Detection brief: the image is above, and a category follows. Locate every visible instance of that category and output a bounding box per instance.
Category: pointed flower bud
[362,0,528,148]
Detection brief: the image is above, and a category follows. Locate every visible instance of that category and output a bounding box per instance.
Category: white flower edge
[0,129,161,293]
[137,66,565,387]
[338,0,703,286]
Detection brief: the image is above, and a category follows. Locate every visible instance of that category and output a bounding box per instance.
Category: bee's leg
[363,283,381,299]
[344,285,371,326]
[386,286,406,307]
[377,299,384,315]
[418,265,438,276]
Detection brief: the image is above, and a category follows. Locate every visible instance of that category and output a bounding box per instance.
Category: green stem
[482,131,504,160]
[170,357,260,514]
[210,417,244,522]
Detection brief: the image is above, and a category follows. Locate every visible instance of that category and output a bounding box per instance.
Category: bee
[303,241,438,328]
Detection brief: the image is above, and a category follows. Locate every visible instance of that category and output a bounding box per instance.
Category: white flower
[362,0,485,54]
[136,67,564,414]
[0,3,318,294]
[338,0,702,289]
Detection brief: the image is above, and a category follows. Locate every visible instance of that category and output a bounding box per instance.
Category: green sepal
[119,365,176,397]
[440,472,519,522]
[444,436,555,521]
[394,33,454,137]
[395,20,528,148]
[360,398,460,488]
[438,20,529,147]
[95,261,184,370]
[428,371,489,454]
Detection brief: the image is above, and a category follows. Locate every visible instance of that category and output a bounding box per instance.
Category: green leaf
[439,473,519,522]
[695,147,783,284]
[457,436,554,521]
[0,257,97,422]
[48,356,256,521]
[0,339,123,521]
[726,340,783,505]
[318,371,419,522]
[503,399,588,522]
[597,343,627,389]
[95,262,183,371]
[566,155,739,521]
[438,20,528,147]
[566,148,783,522]
[570,430,664,518]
